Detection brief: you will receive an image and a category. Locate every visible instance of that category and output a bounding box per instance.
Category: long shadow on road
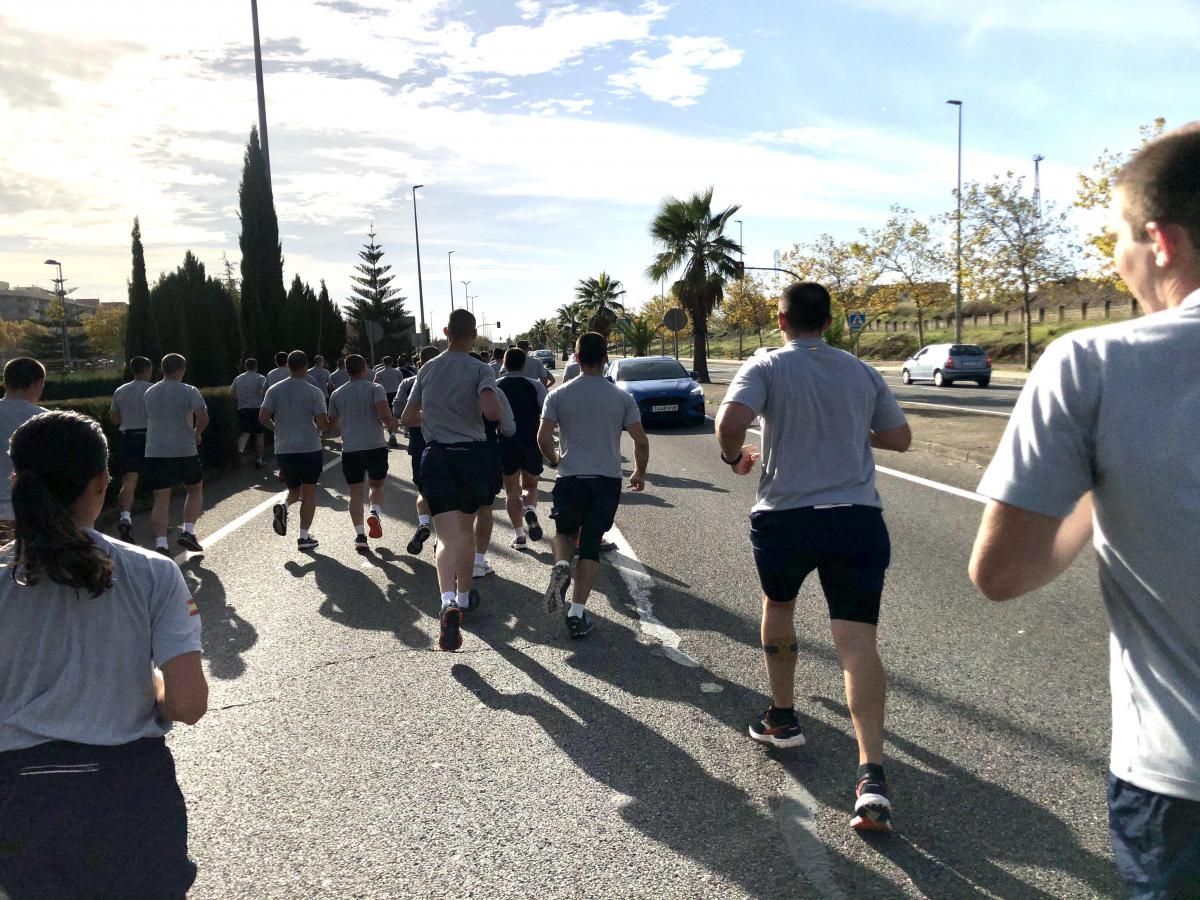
[182,558,258,681]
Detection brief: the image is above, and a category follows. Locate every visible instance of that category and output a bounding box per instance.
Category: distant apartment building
[0,282,99,321]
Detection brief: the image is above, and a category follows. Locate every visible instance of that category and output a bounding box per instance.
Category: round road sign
[663,308,688,332]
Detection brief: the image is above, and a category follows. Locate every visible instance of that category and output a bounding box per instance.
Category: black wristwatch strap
[721,450,743,466]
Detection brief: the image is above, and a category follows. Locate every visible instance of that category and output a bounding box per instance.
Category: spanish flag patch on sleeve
[186,597,199,617]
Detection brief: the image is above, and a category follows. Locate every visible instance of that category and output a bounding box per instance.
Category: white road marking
[174,454,343,562]
[747,428,988,505]
[898,399,1011,418]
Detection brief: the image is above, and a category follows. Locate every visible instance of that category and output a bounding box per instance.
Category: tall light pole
[448,250,456,313]
[412,184,427,345]
[461,281,471,315]
[946,99,964,343]
[250,0,272,186]
[736,219,744,275]
[1033,154,1045,221]
[43,259,71,370]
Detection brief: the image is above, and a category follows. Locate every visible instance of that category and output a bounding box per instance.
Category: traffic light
[734,261,745,277]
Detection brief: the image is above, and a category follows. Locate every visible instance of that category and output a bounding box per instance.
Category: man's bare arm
[969,495,1094,601]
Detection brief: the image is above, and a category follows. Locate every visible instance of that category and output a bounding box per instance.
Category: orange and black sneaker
[748,706,806,749]
[850,765,893,833]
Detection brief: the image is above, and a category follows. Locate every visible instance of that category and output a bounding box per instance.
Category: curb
[910,438,995,467]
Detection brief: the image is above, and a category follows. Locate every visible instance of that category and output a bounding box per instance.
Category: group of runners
[1,123,1198,898]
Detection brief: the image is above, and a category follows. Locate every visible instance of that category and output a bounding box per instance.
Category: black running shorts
[118,429,147,475]
[419,441,496,516]
[501,436,544,477]
[749,505,890,624]
[407,427,426,491]
[341,446,388,485]
[277,450,324,489]
[142,455,203,492]
[550,475,622,560]
[237,407,264,435]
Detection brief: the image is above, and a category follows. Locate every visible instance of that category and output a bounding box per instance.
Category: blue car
[607,356,706,426]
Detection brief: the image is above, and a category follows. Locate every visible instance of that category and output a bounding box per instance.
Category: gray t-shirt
[393,375,417,417]
[262,377,327,455]
[978,292,1200,802]
[231,371,267,410]
[506,357,550,383]
[408,352,497,444]
[724,339,906,513]
[144,379,206,459]
[564,361,581,381]
[328,379,388,453]
[542,374,640,478]
[0,397,47,519]
[0,529,202,752]
[374,366,403,394]
[329,368,350,391]
[111,379,151,431]
[265,366,290,389]
[308,366,331,392]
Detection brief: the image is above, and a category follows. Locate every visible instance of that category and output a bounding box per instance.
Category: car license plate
[651,404,678,413]
[961,360,978,368]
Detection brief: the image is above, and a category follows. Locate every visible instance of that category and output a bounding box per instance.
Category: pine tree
[238,126,286,363]
[125,217,159,366]
[28,297,91,370]
[346,227,411,363]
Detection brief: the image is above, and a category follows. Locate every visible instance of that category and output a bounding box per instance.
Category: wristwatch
[720,450,743,466]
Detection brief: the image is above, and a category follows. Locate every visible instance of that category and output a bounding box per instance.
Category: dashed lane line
[897,399,1011,418]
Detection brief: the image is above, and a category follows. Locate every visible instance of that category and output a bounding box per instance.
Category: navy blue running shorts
[551,475,621,561]
[277,450,324,489]
[118,429,147,476]
[419,441,496,516]
[237,407,264,435]
[749,505,890,624]
[341,446,388,485]
[501,436,544,477]
[142,455,203,492]
[1109,774,1200,899]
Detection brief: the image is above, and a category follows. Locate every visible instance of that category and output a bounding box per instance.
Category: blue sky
[1,0,1196,338]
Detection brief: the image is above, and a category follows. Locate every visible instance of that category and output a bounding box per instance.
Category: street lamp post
[736,219,744,274]
[448,251,456,313]
[946,99,964,344]
[461,281,471,315]
[412,185,427,345]
[250,0,272,186]
[43,259,71,371]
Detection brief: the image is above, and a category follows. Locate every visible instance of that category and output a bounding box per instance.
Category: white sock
[418,514,431,527]
[182,522,195,535]
[155,537,168,549]
[524,506,535,515]
[369,505,381,517]
[120,511,132,523]
[514,527,526,538]
[299,528,310,539]
[474,553,486,567]
[355,525,365,536]
[441,590,456,609]
[568,602,585,618]
[456,591,471,609]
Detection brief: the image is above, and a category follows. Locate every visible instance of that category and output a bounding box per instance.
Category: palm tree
[617,312,661,357]
[573,272,626,336]
[554,302,585,359]
[529,318,555,349]
[646,187,741,382]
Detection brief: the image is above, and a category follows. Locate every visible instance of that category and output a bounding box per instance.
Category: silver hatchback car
[901,343,992,387]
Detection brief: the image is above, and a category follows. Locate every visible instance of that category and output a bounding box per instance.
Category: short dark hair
[336,357,346,368]
[275,351,288,367]
[1117,122,1200,250]
[244,358,258,372]
[346,354,367,376]
[3,358,45,391]
[517,339,531,351]
[576,332,607,367]
[162,353,186,375]
[504,348,526,372]
[469,351,486,362]
[382,356,394,367]
[313,355,324,366]
[418,345,440,365]
[129,356,152,377]
[492,347,504,360]
[287,350,308,372]
[448,309,476,341]
[780,282,832,332]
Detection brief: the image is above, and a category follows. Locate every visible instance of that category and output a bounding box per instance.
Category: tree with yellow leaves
[83,305,128,361]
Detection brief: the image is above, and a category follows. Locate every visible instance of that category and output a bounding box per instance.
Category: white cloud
[609,36,743,107]
[516,0,541,20]
[524,97,593,116]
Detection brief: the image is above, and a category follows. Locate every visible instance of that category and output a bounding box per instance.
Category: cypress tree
[346,227,410,363]
[149,252,241,387]
[238,126,286,363]
[317,280,347,361]
[124,217,159,367]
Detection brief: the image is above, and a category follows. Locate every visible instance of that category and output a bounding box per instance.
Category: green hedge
[43,387,251,473]
[41,373,127,402]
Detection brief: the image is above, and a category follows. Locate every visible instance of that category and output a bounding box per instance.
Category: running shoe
[599,535,618,553]
[388,435,400,449]
[118,520,134,543]
[297,535,319,551]
[177,531,203,553]
[254,458,265,470]
[850,773,893,833]
[511,534,528,550]
[367,511,383,539]
[407,523,431,555]
[545,560,571,614]
[748,707,807,749]
[354,534,369,554]
[472,561,495,579]
[467,588,481,612]
[565,609,593,639]
[523,509,543,541]
[155,546,172,557]
[272,501,288,536]
[439,604,463,652]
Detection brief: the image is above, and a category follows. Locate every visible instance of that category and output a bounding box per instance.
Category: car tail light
[945,357,955,369]
[985,355,992,365]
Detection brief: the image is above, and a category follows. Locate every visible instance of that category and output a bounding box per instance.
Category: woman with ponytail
[0,411,207,898]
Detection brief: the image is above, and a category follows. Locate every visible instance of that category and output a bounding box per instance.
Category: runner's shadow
[181,558,257,681]
[317,485,349,513]
[644,472,729,493]
[284,557,432,648]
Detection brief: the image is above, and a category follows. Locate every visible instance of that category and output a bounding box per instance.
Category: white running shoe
[472,561,495,579]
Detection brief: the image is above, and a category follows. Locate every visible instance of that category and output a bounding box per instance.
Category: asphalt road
[148,424,1117,898]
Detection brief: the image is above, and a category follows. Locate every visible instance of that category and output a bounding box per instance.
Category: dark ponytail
[9,411,113,597]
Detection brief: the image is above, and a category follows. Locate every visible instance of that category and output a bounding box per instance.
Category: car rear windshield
[950,345,986,356]
[618,360,688,381]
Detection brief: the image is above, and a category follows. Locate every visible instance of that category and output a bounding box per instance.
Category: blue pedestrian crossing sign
[847,312,867,331]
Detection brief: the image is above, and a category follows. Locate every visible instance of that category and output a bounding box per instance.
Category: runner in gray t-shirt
[261,351,329,553]
[0,357,46,525]
[328,354,395,552]
[399,310,502,652]
[328,359,350,394]
[143,354,210,556]
[537,332,649,640]
[393,345,442,558]
[229,358,268,470]
[110,356,153,543]
[308,356,332,393]
[717,282,910,834]
[373,357,405,447]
